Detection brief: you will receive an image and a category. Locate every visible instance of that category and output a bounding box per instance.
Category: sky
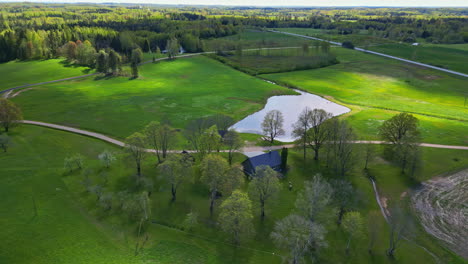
[1,0,467,7]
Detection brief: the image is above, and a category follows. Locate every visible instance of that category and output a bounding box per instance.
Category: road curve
[20,120,468,151]
[269,30,468,78]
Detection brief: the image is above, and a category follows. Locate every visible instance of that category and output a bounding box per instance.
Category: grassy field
[0,59,92,90]
[0,125,141,264]
[11,56,294,139]
[261,48,468,137]
[274,28,468,74]
[204,29,312,51]
[209,48,338,75]
[367,43,468,74]
[275,27,396,46]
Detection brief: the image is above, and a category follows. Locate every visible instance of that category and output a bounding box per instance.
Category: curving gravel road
[21,120,468,152]
[269,30,468,78]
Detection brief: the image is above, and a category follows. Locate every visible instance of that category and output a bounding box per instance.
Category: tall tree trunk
[171,183,176,201]
[337,206,344,225]
[137,163,141,177]
[346,236,351,255]
[261,199,265,220]
[209,191,215,216]
[314,148,319,161]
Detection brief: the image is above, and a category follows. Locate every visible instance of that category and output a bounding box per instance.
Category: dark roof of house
[245,151,281,168]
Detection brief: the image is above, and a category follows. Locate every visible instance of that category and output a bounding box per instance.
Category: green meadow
[0,59,92,90]
[368,43,468,74]
[11,56,294,138]
[261,48,468,134]
[0,125,140,264]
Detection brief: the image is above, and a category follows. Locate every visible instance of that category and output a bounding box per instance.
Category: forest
[0,3,467,63]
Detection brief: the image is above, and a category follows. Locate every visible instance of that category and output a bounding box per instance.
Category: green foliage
[295,174,334,223]
[200,154,243,215]
[158,154,193,201]
[271,214,327,264]
[96,50,108,73]
[248,165,281,219]
[0,98,22,132]
[181,211,198,231]
[98,150,116,168]
[124,132,147,177]
[219,190,254,245]
[0,133,11,152]
[342,211,365,254]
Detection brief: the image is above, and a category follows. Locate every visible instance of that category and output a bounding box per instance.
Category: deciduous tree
[144,121,175,163]
[223,129,243,165]
[124,132,147,177]
[306,109,332,161]
[271,214,327,264]
[295,174,334,223]
[200,155,243,215]
[248,165,281,220]
[159,154,193,201]
[262,110,285,143]
[0,98,23,132]
[219,190,254,245]
[342,211,365,255]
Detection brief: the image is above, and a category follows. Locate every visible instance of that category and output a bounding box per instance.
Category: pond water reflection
[231,89,350,142]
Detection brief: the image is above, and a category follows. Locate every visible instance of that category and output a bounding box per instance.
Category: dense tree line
[1,4,466,63]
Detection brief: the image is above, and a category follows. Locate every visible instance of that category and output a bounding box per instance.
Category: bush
[342,41,355,49]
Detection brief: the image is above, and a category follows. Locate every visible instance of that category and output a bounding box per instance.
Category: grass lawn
[367,43,468,74]
[0,125,141,264]
[11,56,294,139]
[0,59,92,90]
[343,107,468,146]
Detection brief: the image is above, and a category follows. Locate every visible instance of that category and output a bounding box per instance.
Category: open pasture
[11,56,293,138]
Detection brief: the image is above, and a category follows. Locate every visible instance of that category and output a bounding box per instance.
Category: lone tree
[293,107,313,160]
[124,132,147,177]
[200,155,243,215]
[342,211,365,255]
[379,113,420,145]
[223,129,243,165]
[262,110,285,143]
[131,48,143,78]
[248,165,281,220]
[307,109,332,161]
[0,98,23,132]
[144,121,175,164]
[295,174,334,223]
[158,154,193,201]
[219,190,254,245]
[271,214,327,264]
[379,113,421,174]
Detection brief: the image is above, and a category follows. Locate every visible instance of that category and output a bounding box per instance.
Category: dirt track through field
[20,120,468,152]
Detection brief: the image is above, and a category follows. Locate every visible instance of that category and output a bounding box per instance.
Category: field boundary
[269,30,468,78]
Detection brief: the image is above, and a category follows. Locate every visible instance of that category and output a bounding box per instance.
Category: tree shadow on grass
[59,60,93,74]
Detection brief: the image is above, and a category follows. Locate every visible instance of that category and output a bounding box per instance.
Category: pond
[231,89,350,142]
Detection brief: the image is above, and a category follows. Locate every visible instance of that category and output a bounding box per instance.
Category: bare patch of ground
[411,169,468,259]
